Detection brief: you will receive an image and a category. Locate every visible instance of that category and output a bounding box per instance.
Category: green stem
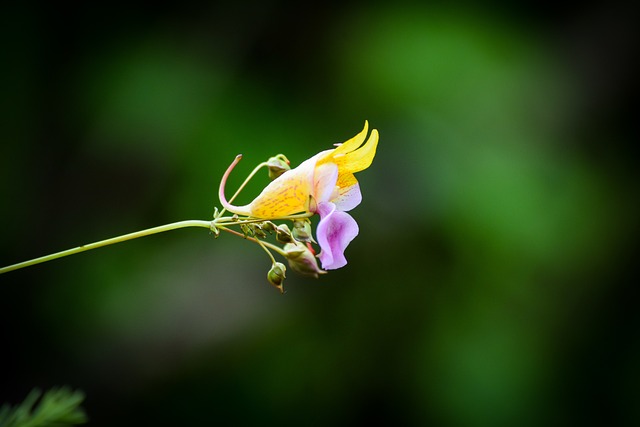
[255,239,277,264]
[215,212,313,225]
[219,226,288,257]
[0,220,212,275]
[1,211,313,275]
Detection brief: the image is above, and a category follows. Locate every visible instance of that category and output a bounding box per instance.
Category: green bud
[284,242,326,278]
[240,223,253,237]
[251,223,268,239]
[292,218,316,243]
[261,221,276,233]
[267,154,291,180]
[283,243,305,258]
[275,224,294,243]
[267,262,287,293]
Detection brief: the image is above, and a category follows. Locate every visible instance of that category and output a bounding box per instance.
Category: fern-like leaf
[0,387,87,427]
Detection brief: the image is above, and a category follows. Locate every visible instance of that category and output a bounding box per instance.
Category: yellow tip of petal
[335,127,378,173]
[331,121,369,156]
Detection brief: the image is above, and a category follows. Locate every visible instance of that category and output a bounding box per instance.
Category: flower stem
[1,210,312,275]
[219,227,287,258]
[215,212,313,225]
[0,220,212,275]
[255,239,277,264]
[227,161,269,206]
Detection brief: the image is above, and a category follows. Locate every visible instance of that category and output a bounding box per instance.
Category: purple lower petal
[316,202,359,270]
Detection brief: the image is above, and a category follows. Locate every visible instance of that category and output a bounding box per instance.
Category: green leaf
[0,387,87,427]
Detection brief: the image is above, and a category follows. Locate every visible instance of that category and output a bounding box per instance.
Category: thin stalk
[214,212,313,226]
[219,227,287,257]
[228,161,268,204]
[217,160,268,218]
[0,220,212,275]
[255,238,277,264]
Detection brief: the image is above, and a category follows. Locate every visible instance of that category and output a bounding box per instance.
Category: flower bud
[267,154,291,180]
[284,242,326,278]
[240,223,253,237]
[292,218,316,243]
[251,223,268,239]
[267,262,287,293]
[275,224,294,243]
[261,221,276,233]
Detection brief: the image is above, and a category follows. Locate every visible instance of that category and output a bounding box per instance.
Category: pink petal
[316,202,359,270]
[313,163,339,204]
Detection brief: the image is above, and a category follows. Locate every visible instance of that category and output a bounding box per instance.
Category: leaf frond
[0,387,87,427]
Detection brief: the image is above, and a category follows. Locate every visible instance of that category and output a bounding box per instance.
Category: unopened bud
[240,223,253,237]
[275,224,294,243]
[267,262,287,293]
[284,242,326,278]
[261,221,276,233]
[292,218,316,243]
[251,223,268,239]
[267,154,291,180]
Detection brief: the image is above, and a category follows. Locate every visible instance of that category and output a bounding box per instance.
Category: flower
[219,121,378,270]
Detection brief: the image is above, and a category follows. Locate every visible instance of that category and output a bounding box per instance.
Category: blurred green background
[1,2,637,426]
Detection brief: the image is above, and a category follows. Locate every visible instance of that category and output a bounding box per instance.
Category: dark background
[1,1,637,426]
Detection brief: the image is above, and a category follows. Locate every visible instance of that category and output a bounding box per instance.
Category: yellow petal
[333,128,378,173]
[336,171,358,190]
[248,179,310,218]
[248,157,316,218]
[331,120,369,157]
